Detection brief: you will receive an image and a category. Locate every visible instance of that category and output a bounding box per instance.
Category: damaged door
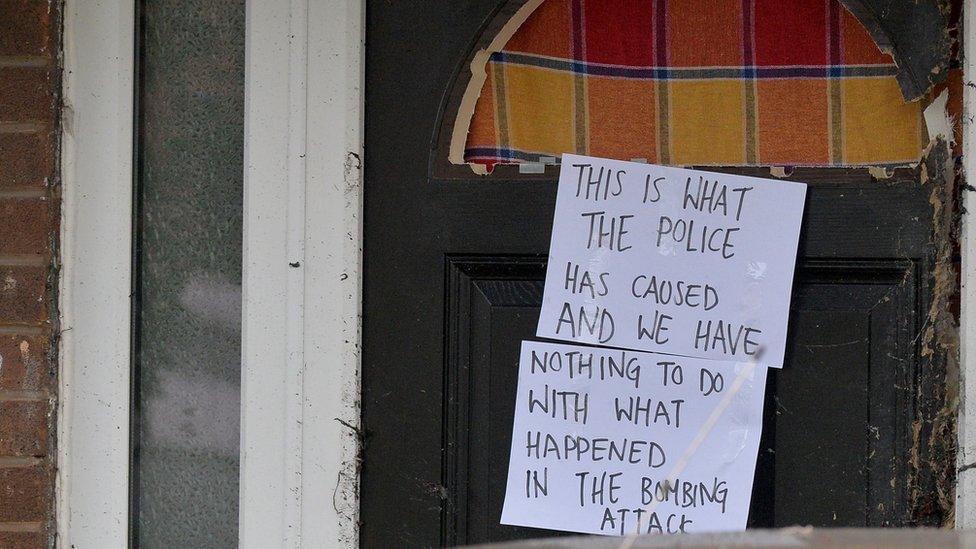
[361,2,956,546]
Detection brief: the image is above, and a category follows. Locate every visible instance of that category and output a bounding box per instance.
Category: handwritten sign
[501,340,768,536]
[537,154,806,368]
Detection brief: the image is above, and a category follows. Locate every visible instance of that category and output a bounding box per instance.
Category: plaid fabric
[463,0,927,169]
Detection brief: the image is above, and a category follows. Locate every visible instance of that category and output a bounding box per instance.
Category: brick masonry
[0,1,62,547]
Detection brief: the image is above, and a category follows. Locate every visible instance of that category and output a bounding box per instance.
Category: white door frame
[239,0,363,546]
[58,1,134,547]
[957,0,976,529]
[58,1,364,547]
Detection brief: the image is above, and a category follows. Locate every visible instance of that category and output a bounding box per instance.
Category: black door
[362,2,950,547]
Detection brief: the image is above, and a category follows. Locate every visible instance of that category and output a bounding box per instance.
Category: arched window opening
[448,0,933,173]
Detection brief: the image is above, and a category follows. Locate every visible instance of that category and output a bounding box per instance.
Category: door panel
[363,2,936,546]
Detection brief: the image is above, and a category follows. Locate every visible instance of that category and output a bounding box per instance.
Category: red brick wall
[0,1,62,547]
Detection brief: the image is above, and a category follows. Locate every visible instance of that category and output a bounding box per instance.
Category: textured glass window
[134,1,244,546]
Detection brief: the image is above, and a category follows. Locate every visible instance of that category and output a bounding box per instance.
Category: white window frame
[58,1,364,547]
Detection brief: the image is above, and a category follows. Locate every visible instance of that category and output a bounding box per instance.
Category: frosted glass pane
[135,1,244,547]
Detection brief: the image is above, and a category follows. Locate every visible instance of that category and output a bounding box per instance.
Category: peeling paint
[925,89,955,144]
[868,166,894,180]
[907,137,959,526]
[344,151,362,196]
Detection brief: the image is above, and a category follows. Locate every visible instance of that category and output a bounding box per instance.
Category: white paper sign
[537,154,806,368]
[500,340,768,536]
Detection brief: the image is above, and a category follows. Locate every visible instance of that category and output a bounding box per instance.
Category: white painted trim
[240,0,363,546]
[958,0,976,529]
[57,1,134,547]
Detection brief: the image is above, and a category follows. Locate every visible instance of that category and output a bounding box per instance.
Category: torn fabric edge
[447,0,544,174]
